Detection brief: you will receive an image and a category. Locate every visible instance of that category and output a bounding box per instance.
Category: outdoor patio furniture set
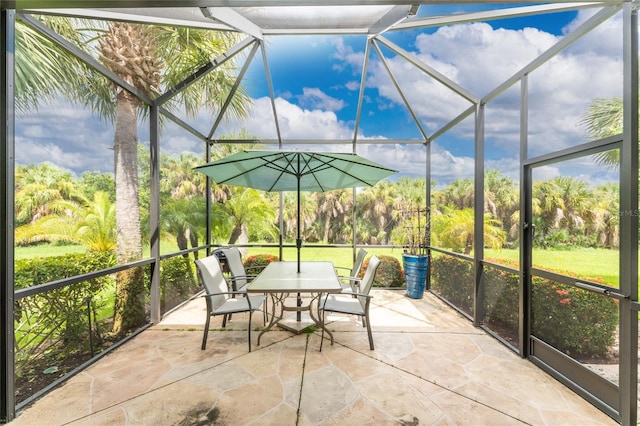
[195,247,380,352]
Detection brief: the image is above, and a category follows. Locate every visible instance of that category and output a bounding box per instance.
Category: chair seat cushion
[322,295,365,316]
[212,294,266,315]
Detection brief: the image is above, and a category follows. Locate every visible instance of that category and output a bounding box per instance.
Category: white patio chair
[221,247,268,323]
[334,248,368,294]
[195,255,266,352]
[221,247,263,292]
[320,254,381,351]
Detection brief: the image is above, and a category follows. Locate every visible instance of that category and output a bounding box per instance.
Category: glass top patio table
[246,261,343,293]
[246,261,343,344]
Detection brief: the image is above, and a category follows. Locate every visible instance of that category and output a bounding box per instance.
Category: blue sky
[15,6,624,188]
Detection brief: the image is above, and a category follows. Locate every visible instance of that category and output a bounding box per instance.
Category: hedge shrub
[14,252,116,375]
[483,263,520,345]
[431,255,618,359]
[430,255,475,316]
[243,253,280,276]
[160,256,199,312]
[362,255,404,287]
[531,277,618,359]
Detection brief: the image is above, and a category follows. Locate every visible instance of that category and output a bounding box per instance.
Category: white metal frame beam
[201,6,263,39]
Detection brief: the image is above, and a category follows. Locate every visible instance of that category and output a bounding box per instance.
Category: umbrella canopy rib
[194,150,397,273]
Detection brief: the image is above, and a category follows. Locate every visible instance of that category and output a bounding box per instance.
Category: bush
[531,278,618,359]
[160,256,199,312]
[430,255,475,315]
[243,253,280,275]
[483,263,520,345]
[14,252,116,381]
[432,255,619,359]
[362,255,404,287]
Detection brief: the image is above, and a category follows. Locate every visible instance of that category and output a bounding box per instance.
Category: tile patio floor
[11,290,616,425]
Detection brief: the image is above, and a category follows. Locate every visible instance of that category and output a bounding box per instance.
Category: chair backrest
[358,255,381,304]
[195,255,229,310]
[221,247,248,290]
[351,248,368,277]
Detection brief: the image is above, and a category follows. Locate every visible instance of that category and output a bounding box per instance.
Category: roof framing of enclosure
[1,0,639,424]
[9,0,633,148]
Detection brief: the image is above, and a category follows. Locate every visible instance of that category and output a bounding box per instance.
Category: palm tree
[160,153,205,200]
[357,182,394,244]
[532,179,565,241]
[14,164,84,226]
[431,207,505,254]
[579,97,622,168]
[16,16,251,335]
[588,183,620,248]
[437,178,474,210]
[484,170,519,236]
[15,191,116,252]
[221,188,278,249]
[277,192,318,244]
[317,189,349,243]
[74,192,117,252]
[161,197,207,257]
[555,176,591,232]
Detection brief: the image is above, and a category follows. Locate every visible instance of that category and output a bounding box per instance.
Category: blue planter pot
[403,254,428,299]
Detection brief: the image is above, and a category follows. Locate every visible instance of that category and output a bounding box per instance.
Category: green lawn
[244,246,407,271]
[485,247,620,287]
[14,243,86,260]
[14,243,622,287]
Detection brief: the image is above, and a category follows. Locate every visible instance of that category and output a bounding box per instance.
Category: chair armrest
[202,291,246,298]
[320,292,373,309]
[338,275,361,282]
[226,274,259,282]
[351,293,373,299]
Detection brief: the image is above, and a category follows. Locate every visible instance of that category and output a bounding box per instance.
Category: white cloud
[357,15,623,181]
[297,87,346,112]
[14,11,625,189]
[413,23,559,95]
[345,80,360,91]
[331,37,364,71]
[16,137,101,176]
[429,143,475,186]
[219,96,355,140]
[15,101,115,175]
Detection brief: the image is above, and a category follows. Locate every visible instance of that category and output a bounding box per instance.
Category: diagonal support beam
[260,39,283,145]
[18,13,153,105]
[368,4,415,36]
[201,7,263,39]
[157,35,256,105]
[372,39,430,141]
[377,35,479,104]
[207,41,261,139]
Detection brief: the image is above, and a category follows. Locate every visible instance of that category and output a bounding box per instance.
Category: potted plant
[401,205,429,299]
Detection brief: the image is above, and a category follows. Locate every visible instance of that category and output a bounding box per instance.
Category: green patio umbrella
[194,150,397,272]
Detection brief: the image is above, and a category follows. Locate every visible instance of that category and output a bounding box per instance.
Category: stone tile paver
[11,290,617,426]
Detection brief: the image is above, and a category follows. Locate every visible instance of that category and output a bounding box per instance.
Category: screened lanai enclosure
[1,0,639,424]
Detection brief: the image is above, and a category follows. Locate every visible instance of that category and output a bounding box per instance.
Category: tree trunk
[228,223,249,258]
[112,90,146,336]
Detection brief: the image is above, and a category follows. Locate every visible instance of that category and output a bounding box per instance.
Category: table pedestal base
[256,292,334,345]
[278,313,315,333]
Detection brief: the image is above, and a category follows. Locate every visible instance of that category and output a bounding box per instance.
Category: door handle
[524,222,536,238]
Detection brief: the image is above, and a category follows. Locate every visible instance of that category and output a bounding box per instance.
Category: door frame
[522,135,623,420]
